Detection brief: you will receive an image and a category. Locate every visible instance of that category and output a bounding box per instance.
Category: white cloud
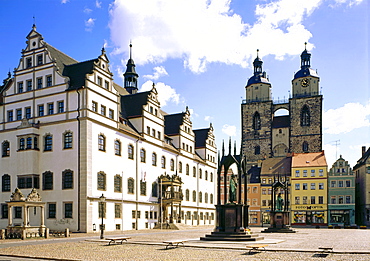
[61,0,69,4]
[323,100,370,134]
[143,66,169,80]
[84,8,93,14]
[108,0,364,73]
[222,124,237,137]
[96,0,102,8]
[139,81,181,107]
[204,116,213,122]
[85,18,96,32]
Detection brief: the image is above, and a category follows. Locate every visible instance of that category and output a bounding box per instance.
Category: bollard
[65,228,70,237]
[45,228,49,238]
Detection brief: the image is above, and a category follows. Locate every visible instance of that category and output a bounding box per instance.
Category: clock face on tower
[301,78,310,87]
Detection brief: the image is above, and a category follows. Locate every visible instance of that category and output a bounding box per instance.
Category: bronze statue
[228,174,237,203]
[276,193,283,211]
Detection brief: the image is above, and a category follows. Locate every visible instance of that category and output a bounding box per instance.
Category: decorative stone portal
[201,140,264,241]
[4,188,48,239]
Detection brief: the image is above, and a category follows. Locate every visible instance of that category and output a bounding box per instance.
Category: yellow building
[291,152,328,226]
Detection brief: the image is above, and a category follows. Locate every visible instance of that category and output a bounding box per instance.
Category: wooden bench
[318,247,333,253]
[105,237,131,245]
[246,244,268,254]
[163,240,186,249]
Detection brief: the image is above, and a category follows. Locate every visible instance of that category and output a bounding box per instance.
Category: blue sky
[1,0,369,168]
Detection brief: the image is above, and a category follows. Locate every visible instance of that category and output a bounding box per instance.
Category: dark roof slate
[272,115,290,128]
[164,113,185,135]
[193,128,209,148]
[120,91,150,118]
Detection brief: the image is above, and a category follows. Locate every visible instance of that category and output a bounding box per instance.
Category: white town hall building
[0,25,217,234]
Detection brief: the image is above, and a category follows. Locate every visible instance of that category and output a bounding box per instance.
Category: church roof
[293,67,319,79]
[246,74,270,86]
[272,115,290,128]
[261,157,292,175]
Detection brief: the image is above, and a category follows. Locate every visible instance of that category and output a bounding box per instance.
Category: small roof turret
[246,49,270,86]
[293,42,318,79]
[124,42,139,94]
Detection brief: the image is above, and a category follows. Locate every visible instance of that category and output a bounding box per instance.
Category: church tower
[124,43,139,94]
[289,43,322,153]
[241,50,273,163]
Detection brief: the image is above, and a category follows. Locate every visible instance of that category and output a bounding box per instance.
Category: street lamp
[99,193,106,239]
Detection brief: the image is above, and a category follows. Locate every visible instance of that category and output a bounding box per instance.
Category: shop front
[291,206,327,226]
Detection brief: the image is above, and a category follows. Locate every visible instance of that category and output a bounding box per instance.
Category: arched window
[199,169,202,179]
[252,112,261,130]
[210,193,214,204]
[2,141,10,157]
[2,174,11,192]
[161,156,166,168]
[114,140,121,156]
[140,149,146,162]
[199,192,202,203]
[152,182,158,197]
[254,145,260,155]
[62,169,73,189]
[128,144,134,159]
[205,192,208,203]
[64,132,73,149]
[152,153,157,166]
[44,135,52,151]
[205,171,208,180]
[179,161,182,173]
[193,167,196,177]
[42,171,53,190]
[140,180,147,196]
[186,164,189,175]
[210,172,213,182]
[170,159,174,171]
[26,137,32,149]
[97,171,106,190]
[185,189,189,201]
[34,137,38,149]
[302,141,309,152]
[114,175,122,192]
[192,190,196,202]
[301,105,310,126]
[127,178,135,194]
[19,138,25,150]
[98,134,105,151]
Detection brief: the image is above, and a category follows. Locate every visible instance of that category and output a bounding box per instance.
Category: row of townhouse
[0,26,217,234]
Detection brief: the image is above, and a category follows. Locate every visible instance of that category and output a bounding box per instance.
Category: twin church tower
[241,45,323,164]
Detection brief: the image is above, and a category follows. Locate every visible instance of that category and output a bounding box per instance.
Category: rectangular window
[295,170,300,177]
[262,188,266,195]
[303,170,307,177]
[319,196,324,204]
[101,105,106,116]
[319,183,324,190]
[109,109,114,119]
[132,210,136,219]
[48,103,54,115]
[1,204,8,219]
[338,196,344,204]
[16,109,22,120]
[310,183,316,190]
[38,105,44,117]
[97,76,102,86]
[303,183,308,190]
[295,196,300,204]
[331,196,336,204]
[346,180,351,187]
[7,110,13,122]
[302,196,307,204]
[145,211,149,219]
[345,196,351,204]
[58,101,64,113]
[15,207,22,219]
[319,169,324,176]
[18,175,39,189]
[37,54,43,65]
[338,180,344,187]
[105,80,109,89]
[48,203,56,219]
[46,76,52,87]
[92,101,97,112]
[262,178,266,184]
[115,204,121,218]
[37,78,43,89]
[27,80,32,91]
[311,196,315,204]
[26,58,32,68]
[44,135,53,151]
[152,129,155,136]
[25,107,31,119]
[331,181,336,187]
[18,82,23,93]
[311,169,315,177]
[64,203,73,218]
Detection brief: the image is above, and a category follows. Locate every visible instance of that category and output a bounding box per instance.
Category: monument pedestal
[201,204,264,241]
[262,211,296,233]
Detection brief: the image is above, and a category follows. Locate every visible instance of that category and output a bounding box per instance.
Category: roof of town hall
[291,151,327,168]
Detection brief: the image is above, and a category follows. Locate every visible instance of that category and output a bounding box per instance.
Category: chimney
[362,146,366,157]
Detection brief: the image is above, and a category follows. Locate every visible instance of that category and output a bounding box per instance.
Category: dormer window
[104,80,109,90]
[37,55,43,65]
[26,58,32,68]
[97,76,102,86]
